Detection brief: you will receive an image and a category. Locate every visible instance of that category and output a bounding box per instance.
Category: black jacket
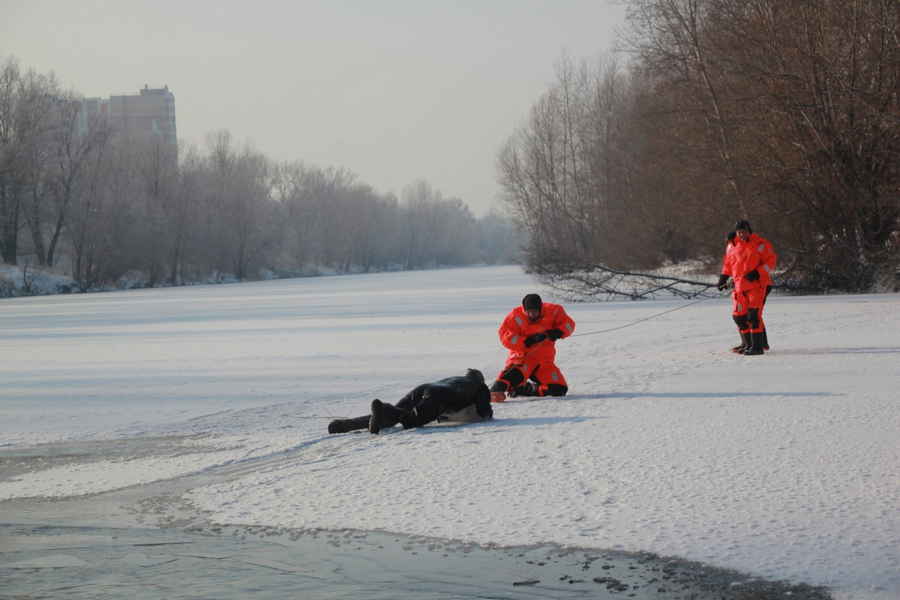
[396,369,493,424]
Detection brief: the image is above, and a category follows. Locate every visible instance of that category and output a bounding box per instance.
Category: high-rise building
[74,97,109,138]
[108,85,177,149]
[78,85,177,157]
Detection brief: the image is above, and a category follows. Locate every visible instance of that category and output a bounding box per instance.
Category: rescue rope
[570,293,723,338]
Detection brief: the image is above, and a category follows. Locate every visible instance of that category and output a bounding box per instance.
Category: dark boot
[761,330,769,350]
[368,399,408,434]
[731,331,751,353]
[742,331,765,355]
[731,315,749,352]
[509,381,538,397]
[545,384,568,396]
[328,416,370,434]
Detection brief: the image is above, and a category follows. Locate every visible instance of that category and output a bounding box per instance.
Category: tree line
[499,0,899,292]
[0,57,520,292]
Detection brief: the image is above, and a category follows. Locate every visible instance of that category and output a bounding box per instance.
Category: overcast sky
[3,1,627,215]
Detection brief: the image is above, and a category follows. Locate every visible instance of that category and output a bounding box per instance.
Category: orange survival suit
[722,222,775,355]
[489,293,575,401]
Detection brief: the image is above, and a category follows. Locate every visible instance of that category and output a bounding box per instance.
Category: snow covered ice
[1,265,897,600]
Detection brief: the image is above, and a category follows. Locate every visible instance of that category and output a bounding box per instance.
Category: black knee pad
[492,367,525,392]
[545,384,568,396]
[733,314,749,329]
[747,308,760,330]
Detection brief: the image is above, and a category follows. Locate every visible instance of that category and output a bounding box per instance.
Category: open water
[0,438,832,600]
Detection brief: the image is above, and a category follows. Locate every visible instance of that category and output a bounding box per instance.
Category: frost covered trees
[500,0,900,292]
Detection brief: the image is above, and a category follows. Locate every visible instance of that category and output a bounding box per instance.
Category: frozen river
[2,266,898,599]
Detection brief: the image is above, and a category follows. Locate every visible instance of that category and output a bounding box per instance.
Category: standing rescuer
[489,293,575,402]
[718,220,776,355]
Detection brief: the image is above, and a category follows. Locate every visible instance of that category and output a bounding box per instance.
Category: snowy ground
[1,265,897,600]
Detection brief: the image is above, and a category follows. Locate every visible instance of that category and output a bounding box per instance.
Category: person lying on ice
[489,293,575,403]
[327,368,493,434]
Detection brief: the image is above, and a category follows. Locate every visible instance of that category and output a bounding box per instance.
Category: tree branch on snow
[532,261,722,301]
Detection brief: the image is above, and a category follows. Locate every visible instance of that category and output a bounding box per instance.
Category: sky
[1,265,898,600]
[2,0,629,216]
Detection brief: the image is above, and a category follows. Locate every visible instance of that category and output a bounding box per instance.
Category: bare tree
[42,94,111,267]
[166,144,201,284]
[498,54,640,270]
[624,0,750,217]
[69,132,120,289]
[0,58,58,265]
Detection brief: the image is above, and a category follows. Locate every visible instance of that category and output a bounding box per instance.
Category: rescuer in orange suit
[719,220,777,353]
[721,221,768,355]
[489,294,575,402]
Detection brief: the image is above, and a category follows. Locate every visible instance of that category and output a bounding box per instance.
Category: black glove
[717,274,729,291]
[524,332,547,347]
[744,269,760,282]
[545,328,564,341]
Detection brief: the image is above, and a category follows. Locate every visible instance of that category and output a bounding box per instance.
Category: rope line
[570,293,722,338]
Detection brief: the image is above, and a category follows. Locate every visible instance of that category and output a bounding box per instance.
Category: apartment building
[78,85,177,156]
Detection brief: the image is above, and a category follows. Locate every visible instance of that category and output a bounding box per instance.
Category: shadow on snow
[770,346,900,356]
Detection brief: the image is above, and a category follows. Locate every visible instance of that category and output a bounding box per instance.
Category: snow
[1,265,897,600]
[0,264,76,297]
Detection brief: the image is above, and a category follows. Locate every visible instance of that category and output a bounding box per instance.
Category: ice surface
[1,266,897,599]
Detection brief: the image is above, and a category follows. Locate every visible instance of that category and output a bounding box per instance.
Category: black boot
[761,330,769,350]
[369,399,408,434]
[369,399,384,434]
[509,381,539,397]
[328,416,370,434]
[731,331,751,353]
[742,331,765,355]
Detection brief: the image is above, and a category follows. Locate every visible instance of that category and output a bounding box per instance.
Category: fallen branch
[532,262,719,301]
